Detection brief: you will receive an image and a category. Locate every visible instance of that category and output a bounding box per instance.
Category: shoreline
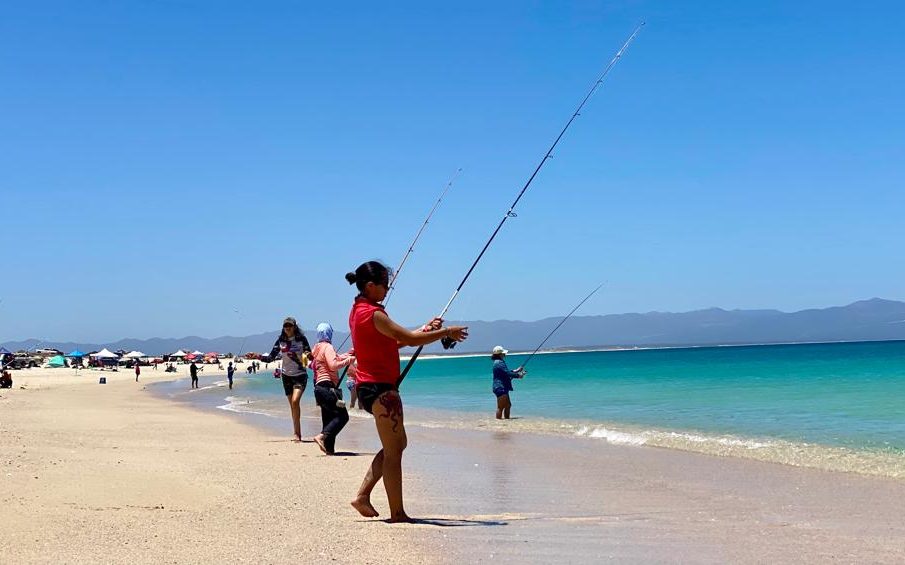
[161,374,905,563]
[172,372,905,481]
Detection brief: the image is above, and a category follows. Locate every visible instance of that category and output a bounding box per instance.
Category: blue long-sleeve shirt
[492,359,519,393]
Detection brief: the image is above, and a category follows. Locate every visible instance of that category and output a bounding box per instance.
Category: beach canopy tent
[171,350,187,357]
[191,350,204,356]
[91,348,119,359]
[123,351,146,359]
[0,347,12,355]
[47,355,66,368]
[65,350,86,358]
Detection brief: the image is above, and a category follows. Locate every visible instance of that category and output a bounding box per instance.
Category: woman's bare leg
[351,449,383,518]
[351,390,409,522]
[288,388,303,441]
[349,386,358,409]
[496,395,508,419]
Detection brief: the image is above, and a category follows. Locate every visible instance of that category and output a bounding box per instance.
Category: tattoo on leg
[377,393,403,433]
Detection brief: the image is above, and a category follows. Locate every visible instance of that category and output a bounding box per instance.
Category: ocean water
[179,340,905,478]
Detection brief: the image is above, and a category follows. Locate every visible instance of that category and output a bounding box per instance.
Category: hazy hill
[4,298,905,355]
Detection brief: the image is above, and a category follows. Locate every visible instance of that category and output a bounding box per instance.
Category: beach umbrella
[171,350,187,357]
[123,351,146,359]
[65,350,86,358]
[206,351,219,357]
[191,350,204,356]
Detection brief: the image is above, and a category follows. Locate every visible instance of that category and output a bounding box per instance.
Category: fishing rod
[384,168,462,308]
[233,308,249,361]
[514,282,604,371]
[398,23,644,386]
[334,169,462,384]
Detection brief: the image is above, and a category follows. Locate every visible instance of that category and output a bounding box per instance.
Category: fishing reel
[440,336,457,350]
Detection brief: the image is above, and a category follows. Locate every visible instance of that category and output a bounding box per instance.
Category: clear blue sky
[2,1,903,343]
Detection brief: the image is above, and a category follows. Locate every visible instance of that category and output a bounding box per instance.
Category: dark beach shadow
[378,517,508,527]
[330,451,368,457]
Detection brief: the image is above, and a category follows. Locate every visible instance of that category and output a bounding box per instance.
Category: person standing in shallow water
[345,261,469,522]
[310,322,354,455]
[263,317,312,442]
[491,345,525,419]
[227,361,235,390]
[189,361,199,389]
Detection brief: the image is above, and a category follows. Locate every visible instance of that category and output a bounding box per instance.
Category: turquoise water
[403,341,905,450]
[216,340,905,476]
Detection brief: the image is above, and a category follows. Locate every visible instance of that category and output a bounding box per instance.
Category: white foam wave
[575,426,648,446]
[661,431,771,449]
[217,395,277,418]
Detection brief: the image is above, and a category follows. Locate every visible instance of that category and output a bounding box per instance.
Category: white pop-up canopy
[91,348,119,358]
[171,350,187,357]
[123,351,146,359]
[191,350,203,356]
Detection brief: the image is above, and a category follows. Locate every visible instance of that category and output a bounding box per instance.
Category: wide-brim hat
[492,345,508,355]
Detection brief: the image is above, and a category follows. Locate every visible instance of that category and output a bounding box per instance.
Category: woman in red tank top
[346,261,468,522]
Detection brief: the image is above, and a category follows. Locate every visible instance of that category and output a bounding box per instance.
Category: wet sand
[404,427,905,563]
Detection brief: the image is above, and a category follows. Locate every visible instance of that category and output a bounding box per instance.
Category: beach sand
[3,367,905,563]
[0,367,441,564]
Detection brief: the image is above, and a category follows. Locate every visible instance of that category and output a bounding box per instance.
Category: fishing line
[398,23,644,386]
[515,282,604,371]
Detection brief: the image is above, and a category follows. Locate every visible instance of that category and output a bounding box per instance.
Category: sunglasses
[283,323,294,329]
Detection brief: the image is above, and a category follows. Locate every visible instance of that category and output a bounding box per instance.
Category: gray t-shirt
[268,335,311,377]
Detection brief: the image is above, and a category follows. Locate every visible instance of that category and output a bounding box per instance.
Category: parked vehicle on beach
[7,354,41,369]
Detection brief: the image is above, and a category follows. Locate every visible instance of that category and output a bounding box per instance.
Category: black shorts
[355,382,397,414]
[281,373,308,397]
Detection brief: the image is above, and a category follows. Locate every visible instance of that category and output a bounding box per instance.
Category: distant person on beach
[190,361,199,389]
[262,316,312,443]
[134,362,140,382]
[227,362,235,390]
[345,261,468,522]
[491,346,525,419]
[0,370,12,389]
[310,322,355,455]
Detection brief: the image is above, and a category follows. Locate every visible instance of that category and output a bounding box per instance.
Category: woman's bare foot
[313,434,327,454]
[350,495,379,518]
[387,512,414,523]
[291,433,302,443]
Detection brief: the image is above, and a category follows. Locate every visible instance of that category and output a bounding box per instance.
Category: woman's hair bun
[345,272,358,285]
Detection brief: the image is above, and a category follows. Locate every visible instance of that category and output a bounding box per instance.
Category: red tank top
[348,297,400,385]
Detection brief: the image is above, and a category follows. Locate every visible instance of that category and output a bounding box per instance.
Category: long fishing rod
[384,168,462,308]
[334,169,462,384]
[398,23,644,386]
[515,282,604,371]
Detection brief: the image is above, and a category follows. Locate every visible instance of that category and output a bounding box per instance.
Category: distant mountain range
[4,298,905,356]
